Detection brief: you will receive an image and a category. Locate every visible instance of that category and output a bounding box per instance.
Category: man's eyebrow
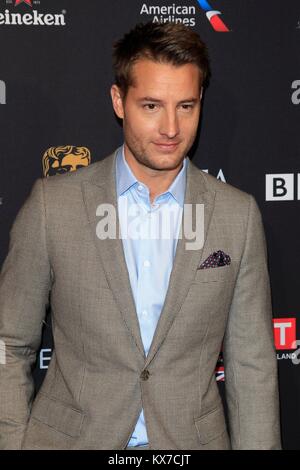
[178,98,199,104]
[137,97,199,104]
[137,97,163,103]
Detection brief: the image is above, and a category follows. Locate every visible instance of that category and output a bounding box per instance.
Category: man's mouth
[153,142,180,151]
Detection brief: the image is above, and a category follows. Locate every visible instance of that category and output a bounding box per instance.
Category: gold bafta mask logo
[42,146,91,177]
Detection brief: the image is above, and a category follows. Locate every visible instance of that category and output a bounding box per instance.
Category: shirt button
[142,310,148,316]
[143,260,151,268]
[137,185,143,191]
[140,370,150,381]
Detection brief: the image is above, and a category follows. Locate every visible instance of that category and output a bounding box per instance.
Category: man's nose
[159,110,179,138]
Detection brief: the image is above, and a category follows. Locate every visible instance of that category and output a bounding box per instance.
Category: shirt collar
[116,145,137,196]
[116,145,188,207]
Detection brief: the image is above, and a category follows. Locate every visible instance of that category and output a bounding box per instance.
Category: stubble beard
[125,132,195,173]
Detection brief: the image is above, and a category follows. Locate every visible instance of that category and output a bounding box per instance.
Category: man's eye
[181,104,193,110]
[144,104,158,110]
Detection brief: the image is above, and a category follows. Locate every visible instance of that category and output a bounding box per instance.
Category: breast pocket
[193,265,232,283]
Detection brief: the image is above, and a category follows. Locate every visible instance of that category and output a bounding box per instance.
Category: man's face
[111,59,202,172]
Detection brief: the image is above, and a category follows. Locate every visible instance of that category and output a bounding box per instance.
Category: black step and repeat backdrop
[0,0,299,449]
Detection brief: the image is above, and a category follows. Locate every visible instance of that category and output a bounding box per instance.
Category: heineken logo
[0,8,66,26]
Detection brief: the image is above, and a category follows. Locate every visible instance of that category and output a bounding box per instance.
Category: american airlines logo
[197,0,230,32]
[0,80,5,104]
[140,3,196,27]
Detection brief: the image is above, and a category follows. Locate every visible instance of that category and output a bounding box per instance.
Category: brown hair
[113,21,210,98]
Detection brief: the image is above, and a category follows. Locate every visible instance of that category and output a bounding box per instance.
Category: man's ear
[111,85,124,119]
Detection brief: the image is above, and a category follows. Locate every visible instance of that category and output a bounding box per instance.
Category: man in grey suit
[0,22,281,450]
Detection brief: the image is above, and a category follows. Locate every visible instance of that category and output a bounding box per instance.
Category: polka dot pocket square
[197,250,231,270]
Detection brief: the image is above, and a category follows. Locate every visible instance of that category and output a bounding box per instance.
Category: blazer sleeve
[223,195,282,449]
[0,178,52,449]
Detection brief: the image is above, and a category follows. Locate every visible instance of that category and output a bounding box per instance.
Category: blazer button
[140,369,150,381]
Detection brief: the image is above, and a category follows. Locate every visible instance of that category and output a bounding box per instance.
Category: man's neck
[124,148,184,204]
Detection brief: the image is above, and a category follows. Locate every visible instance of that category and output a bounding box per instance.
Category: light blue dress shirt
[115,145,188,447]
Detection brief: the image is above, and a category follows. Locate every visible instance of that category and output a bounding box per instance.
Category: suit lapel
[81,150,146,361]
[144,161,216,367]
[81,150,216,366]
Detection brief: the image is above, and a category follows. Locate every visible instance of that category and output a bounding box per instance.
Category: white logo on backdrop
[266,174,300,201]
[0,0,66,26]
[0,80,6,104]
[140,3,196,27]
[291,80,300,105]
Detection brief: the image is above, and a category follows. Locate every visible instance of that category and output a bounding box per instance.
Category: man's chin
[145,153,185,171]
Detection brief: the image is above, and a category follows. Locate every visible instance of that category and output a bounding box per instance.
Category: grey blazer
[0,149,281,449]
